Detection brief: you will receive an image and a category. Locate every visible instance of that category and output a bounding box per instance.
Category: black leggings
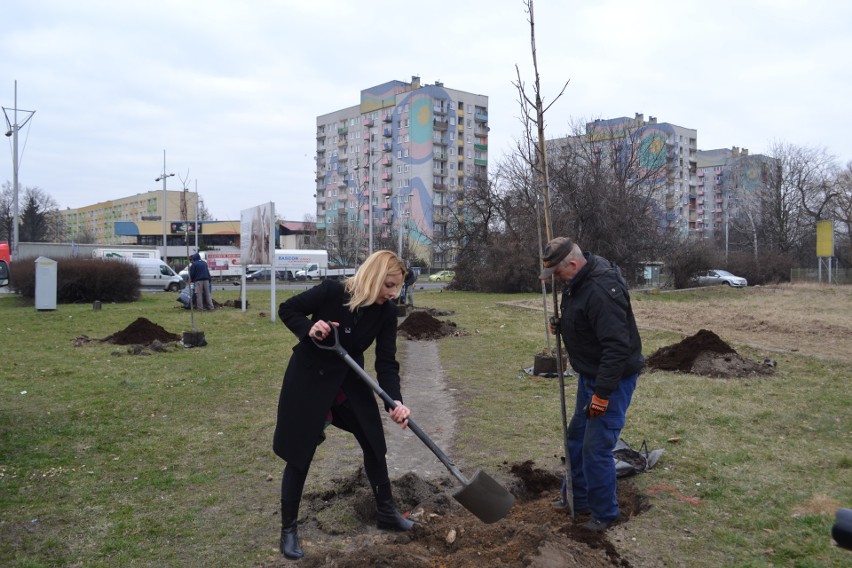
[281,401,390,502]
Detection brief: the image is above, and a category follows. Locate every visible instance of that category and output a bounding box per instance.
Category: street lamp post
[2,81,36,260]
[154,150,174,260]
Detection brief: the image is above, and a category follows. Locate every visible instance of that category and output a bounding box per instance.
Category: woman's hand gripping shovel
[312,323,515,524]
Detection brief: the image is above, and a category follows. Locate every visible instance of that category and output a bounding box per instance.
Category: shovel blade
[452,469,515,524]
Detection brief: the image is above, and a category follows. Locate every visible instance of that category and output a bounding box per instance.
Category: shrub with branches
[9,258,141,303]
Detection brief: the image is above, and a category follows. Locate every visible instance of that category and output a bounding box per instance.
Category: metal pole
[11,82,18,259]
[155,150,174,261]
[194,179,199,248]
[162,151,167,255]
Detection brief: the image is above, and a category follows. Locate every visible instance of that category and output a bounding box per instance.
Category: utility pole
[3,81,36,260]
[154,150,174,261]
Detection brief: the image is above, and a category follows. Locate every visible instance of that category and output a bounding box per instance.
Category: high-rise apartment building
[547,114,773,242]
[696,146,773,244]
[315,76,488,268]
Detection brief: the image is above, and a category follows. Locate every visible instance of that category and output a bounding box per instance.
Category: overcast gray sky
[2,0,849,222]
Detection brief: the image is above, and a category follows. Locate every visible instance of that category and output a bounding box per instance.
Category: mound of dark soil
[100,317,181,346]
[398,310,466,340]
[646,328,775,378]
[261,463,647,568]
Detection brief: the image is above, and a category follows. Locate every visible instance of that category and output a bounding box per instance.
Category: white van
[125,258,185,291]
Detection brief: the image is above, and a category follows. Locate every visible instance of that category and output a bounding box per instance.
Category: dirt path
[384,339,457,480]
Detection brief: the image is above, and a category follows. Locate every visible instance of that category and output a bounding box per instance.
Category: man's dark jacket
[273,279,401,469]
[558,253,644,398]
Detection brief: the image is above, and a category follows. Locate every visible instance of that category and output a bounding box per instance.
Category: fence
[790,267,851,285]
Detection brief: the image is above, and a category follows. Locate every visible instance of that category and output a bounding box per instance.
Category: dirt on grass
[261,464,647,568]
[645,328,776,378]
[397,309,468,340]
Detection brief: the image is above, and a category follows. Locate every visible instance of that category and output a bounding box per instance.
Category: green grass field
[1,286,849,567]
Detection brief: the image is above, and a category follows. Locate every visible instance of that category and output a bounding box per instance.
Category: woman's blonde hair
[344,250,406,310]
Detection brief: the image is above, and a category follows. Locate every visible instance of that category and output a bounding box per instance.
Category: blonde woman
[273,250,413,560]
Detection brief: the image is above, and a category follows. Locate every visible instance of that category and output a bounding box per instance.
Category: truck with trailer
[295,264,357,280]
[246,249,329,281]
[201,251,242,281]
[92,248,160,260]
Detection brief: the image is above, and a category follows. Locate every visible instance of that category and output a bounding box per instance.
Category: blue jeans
[566,372,638,521]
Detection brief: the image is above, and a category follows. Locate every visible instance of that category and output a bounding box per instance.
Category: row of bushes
[8,257,141,303]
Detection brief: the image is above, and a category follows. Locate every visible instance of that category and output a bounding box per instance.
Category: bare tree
[2,184,65,243]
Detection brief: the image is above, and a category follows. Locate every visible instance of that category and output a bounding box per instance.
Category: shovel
[312,324,515,524]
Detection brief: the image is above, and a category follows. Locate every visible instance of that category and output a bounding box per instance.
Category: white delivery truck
[271,249,328,280]
[122,258,185,291]
[296,264,357,280]
[201,251,243,281]
[92,248,160,260]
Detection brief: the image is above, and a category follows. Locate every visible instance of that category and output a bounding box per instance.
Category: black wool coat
[272,279,402,470]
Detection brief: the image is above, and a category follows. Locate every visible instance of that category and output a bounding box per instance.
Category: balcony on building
[317,146,326,154]
[433,104,447,115]
[361,204,369,212]
[474,143,488,151]
[382,142,392,152]
[316,193,325,203]
[338,180,348,189]
[363,131,371,141]
[381,156,392,167]
[382,217,390,225]
[381,186,391,195]
[316,131,326,140]
[338,126,348,135]
[474,112,488,123]
[382,128,392,138]
[433,181,447,191]
[382,113,392,123]
[362,146,370,154]
[338,138,348,148]
[458,123,465,133]
[458,153,464,162]
[381,200,390,210]
[433,136,447,146]
[433,119,448,131]
[474,158,488,167]
[339,154,349,162]
[361,175,369,185]
[433,151,447,161]
[474,126,488,137]
[697,171,705,177]
[363,117,374,127]
[381,171,392,181]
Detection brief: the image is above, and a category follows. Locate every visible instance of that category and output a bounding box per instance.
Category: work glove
[549,316,560,336]
[584,394,609,417]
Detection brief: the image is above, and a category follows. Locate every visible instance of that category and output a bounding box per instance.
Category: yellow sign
[816,220,834,257]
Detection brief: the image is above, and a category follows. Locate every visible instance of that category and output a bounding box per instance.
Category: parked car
[691,269,748,288]
[429,270,455,282]
[246,268,287,282]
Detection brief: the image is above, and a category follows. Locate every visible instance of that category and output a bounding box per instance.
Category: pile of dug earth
[262,463,649,568]
[645,329,776,378]
[397,309,468,340]
[72,317,182,355]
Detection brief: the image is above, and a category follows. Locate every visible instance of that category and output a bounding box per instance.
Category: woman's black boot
[280,500,303,560]
[374,482,414,531]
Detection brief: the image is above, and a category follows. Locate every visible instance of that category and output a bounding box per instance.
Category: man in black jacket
[540,237,644,531]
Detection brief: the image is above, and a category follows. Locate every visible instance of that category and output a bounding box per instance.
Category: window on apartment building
[403,118,409,128]
[397,165,403,173]
[404,164,410,172]
[448,101,454,110]
[449,132,455,141]
[449,162,455,170]
[403,149,409,157]
[467,135,472,144]
[450,116,456,125]
[467,119,472,127]
[467,104,472,112]
[397,150,402,158]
